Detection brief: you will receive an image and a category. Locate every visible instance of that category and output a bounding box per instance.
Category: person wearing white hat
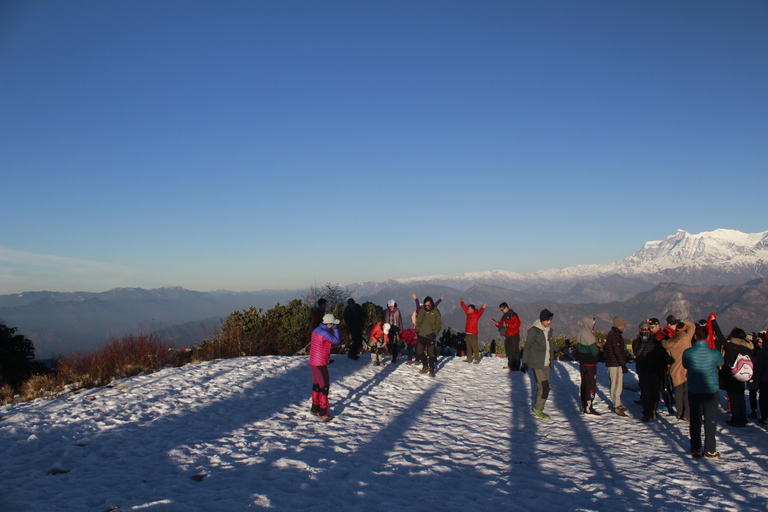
[309,314,341,421]
[369,321,390,366]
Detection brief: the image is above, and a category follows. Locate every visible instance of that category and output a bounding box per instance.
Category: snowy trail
[1,356,767,511]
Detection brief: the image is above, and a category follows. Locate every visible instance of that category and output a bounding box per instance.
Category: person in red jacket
[493,303,521,371]
[369,321,390,366]
[460,298,487,364]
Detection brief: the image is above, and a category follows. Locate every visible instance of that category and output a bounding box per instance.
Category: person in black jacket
[633,320,667,422]
[721,327,755,427]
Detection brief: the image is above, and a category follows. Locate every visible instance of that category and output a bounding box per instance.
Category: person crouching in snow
[369,321,390,366]
[309,314,341,421]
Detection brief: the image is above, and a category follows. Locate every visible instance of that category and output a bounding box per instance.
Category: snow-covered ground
[1,355,766,511]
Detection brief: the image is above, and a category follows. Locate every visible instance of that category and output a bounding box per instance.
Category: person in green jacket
[577,315,602,415]
[415,296,442,378]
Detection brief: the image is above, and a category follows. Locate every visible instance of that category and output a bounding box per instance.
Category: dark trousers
[661,370,675,414]
[639,371,662,418]
[760,380,768,421]
[406,343,416,361]
[674,382,689,419]
[348,329,363,357]
[504,334,520,371]
[749,388,758,413]
[689,392,718,454]
[727,390,747,425]
[417,335,437,370]
[387,327,400,362]
[580,363,597,409]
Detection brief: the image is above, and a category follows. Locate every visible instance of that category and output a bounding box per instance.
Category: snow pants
[417,335,437,370]
[310,364,330,416]
[580,363,597,410]
[639,371,662,418]
[532,367,551,412]
[504,334,520,371]
[689,392,718,454]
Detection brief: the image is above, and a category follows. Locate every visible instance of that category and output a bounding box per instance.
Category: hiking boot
[691,450,703,459]
[419,366,429,374]
[348,354,360,360]
[641,415,650,422]
[533,410,550,420]
[473,360,480,364]
[463,358,472,363]
[429,370,435,378]
[614,408,628,417]
[587,407,601,416]
[704,451,720,459]
[319,415,334,422]
[616,405,628,412]
[406,360,414,365]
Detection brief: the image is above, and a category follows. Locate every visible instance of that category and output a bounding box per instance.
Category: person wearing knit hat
[604,315,628,416]
[633,320,667,422]
[521,309,557,420]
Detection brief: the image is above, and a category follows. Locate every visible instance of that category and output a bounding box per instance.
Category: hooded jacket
[576,316,599,365]
[633,329,667,374]
[522,320,555,370]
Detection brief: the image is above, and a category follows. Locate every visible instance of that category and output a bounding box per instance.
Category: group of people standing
[306,295,767,460]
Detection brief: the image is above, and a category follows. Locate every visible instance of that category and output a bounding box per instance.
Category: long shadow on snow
[5,356,371,510]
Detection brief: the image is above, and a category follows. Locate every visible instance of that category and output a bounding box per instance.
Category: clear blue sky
[1,0,766,294]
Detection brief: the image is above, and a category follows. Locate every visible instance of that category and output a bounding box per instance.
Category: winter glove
[622,364,628,374]
[520,363,528,373]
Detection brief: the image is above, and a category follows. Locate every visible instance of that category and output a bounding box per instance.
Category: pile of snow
[1,355,767,511]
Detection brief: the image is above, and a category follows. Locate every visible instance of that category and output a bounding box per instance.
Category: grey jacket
[522,321,555,369]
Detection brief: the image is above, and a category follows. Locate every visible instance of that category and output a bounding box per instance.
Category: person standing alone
[521,309,556,420]
[460,298,486,364]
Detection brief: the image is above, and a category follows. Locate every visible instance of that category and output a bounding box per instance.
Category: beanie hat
[639,321,650,330]
[666,315,679,325]
[613,316,625,328]
[647,317,660,326]
[539,309,554,322]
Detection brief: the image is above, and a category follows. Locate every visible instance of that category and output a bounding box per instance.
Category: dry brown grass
[0,384,15,405]
[20,374,64,402]
[56,331,169,390]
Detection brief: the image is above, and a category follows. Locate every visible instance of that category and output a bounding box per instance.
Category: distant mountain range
[352,229,768,303]
[1,229,766,357]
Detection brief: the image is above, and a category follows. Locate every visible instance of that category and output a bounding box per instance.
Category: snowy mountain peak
[369,229,768,293]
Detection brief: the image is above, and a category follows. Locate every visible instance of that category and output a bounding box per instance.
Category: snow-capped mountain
[357,229,768,301]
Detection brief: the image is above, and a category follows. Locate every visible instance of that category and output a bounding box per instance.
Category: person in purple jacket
[309,314,341,421]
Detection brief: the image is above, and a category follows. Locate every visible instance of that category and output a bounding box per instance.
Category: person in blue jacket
[683,325,725,459]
